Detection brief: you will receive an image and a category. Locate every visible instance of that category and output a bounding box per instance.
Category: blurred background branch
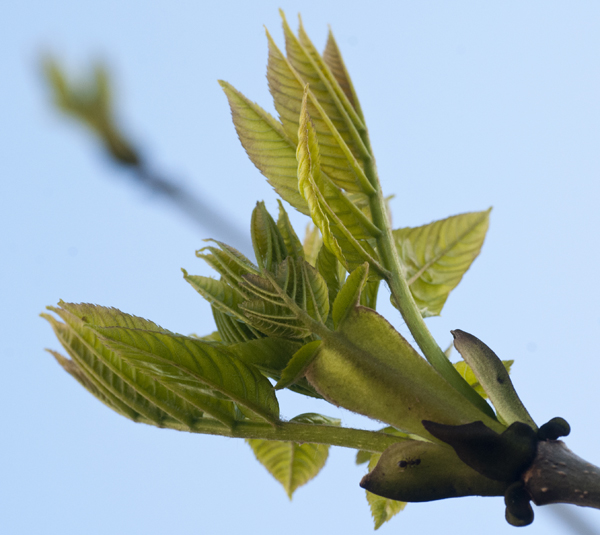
[43,58,250,252]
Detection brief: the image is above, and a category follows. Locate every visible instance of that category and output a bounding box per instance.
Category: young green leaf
[46,348,135,420]
[183,271,249,323]
[239,256,329,339]
[316,242,343,312]
[365,453,407,529]
[280,11,369,162]
[276,200,305,260]
[267,29,373,195]
[321,29,364,121]
[246,412,340,498]
[303,224,322,266]
[297,88,382,272]
[91,325,281,425]
[360,279,380,310]
[218,80,309,215]
[251,201,288,272]
[43,305,213,428]
[393,210,491,317]
[275,340,322,390]
[332,263,369,328]
[212,307,259,344]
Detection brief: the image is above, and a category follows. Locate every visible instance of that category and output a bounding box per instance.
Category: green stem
[361,153,496,420]
[146,417,403,452]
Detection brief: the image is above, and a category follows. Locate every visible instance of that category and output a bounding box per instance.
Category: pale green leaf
[322,29,364,121]
[316,242,343,314]
[296,88,381,272]
[275,340,322,390]
[183,271,247,321]
[54,304,244,427]
[366,453,407,529]
[92,325,280,425]
[359,279,380,310]
[46,348,134,419]
[43,305,213,428]
[218,80,309,214]
[212,307,258,344]
[251,201,287,272]
[332,263,369,327]
[303,224,322,266]
[267,29,372,195]
[246,412,339,498]
[240,298,310,339]
[393,209,491,317]
[281,11,369,163]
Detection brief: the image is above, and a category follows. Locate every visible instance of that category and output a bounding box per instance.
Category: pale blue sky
[3,1,600,534]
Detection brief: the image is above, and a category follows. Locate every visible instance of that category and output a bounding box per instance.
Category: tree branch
[524,440,600,509]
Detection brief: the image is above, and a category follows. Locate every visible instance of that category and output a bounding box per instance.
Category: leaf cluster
[43,12,516,530]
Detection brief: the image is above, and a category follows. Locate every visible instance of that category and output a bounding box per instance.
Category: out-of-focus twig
[43,57,251,252]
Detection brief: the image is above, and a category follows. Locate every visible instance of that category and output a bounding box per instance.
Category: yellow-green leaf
[393,209,491,317]
[296,88,381,272]
[246,412,339,498]
[322,29,364,121]
[366,453,407,529]
[219,80,309,214]
[267,29,372,195]
[281,11,368,162]
[43,304,221,428]
[251,201,288,272]
[332,263,369,328]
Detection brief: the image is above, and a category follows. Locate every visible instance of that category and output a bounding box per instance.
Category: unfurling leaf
[332,262,368,327]
[92,324,280,425]
[251,201,288,272]
[322,29,364,121]
[42,303,222,428]
[218,80,309,214]
[297,88,381,272]
[281,12,368,164]
[268,26,372,194]
[43,303,280,429]
[365,453,407,529]
[247,412,340,498]
[393,209,491,317]
[240,256,330,339]
[276,200,305,260]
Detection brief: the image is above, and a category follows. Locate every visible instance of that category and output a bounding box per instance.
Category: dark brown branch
[524,440,600,509]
